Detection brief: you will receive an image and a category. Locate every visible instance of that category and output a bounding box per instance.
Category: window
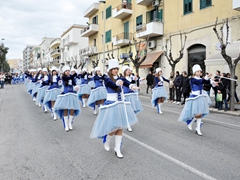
[136,15,143,31]
[94,39,96,46]
[106,6,112,19]
[105,30,111,43]
[200,0,212,9]
[92,15,98,24]
[124,21,129,39]
[146,9,163,23]
[184,0,192,15]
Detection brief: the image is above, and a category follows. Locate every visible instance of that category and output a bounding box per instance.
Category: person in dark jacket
[181,71,191,105]
[213,70,221,108]
[217,74,229,110]
[146,71,154,94]
[174,71,182,105]
[203,73,212,96]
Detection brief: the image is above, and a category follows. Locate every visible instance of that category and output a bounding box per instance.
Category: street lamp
[99,1,106,72]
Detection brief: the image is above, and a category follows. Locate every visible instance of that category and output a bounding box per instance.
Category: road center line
[123,133,217,180]
[140,101,240,129]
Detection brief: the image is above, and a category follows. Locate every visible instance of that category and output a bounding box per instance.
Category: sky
[0,0,96,59]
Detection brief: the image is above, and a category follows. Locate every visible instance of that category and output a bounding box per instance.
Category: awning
[140,51,163,68]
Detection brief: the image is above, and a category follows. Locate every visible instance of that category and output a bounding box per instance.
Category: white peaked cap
[156,68,162,74]
[82,68,87,72]
[51,66,57,71]
[62,66,70,72]
[95,67,100,72]
[122,65,130,74]
[42,68,48,72]
[108,59,119,70]
[91,69,95,72]
[32,69,37,72]
[37,68,42,72]
[192,64,202,74]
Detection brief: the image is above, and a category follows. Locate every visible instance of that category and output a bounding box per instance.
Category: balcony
[81,24,99,37]
[50,49,61,58]
[233,0,240,11]
[64,39,78,47]
[136,21,163,39]
[50,38,61,49]
[113,32,133,47]
[80,46,98,56]
[137,0,152,6]
[83,3,99,18]
[113,3,132,19]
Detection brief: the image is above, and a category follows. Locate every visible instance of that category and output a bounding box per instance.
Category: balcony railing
[233,0,240,11]
[81,23,99,37]
[137,0,153,6]
[50,49,61,58]
[113,32,133,47]
[136,20,163,39]
[113,3,132,19]
[83,3,99,17]
[80,46,98,56]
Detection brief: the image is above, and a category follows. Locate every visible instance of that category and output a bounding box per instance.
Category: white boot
[127,126,132,132]
[38,102,41,107]
[104,135,113,151]
[114,135,123,158]
[69,115,74,130]
[196,119,202,136]
[83,98,86,108]
[44,105,47,113]
[63,116,69,132]
[94,105,97,115]
[187,118,195,131]
[33,97,36,101]
[157,103,163,114]
[53,109,57,120]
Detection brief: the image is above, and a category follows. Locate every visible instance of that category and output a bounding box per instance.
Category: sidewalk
[139,84,240,116]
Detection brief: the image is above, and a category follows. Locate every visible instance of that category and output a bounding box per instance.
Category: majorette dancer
[31,68,43,103]
[90,59,139,158]
[54,66,81,132]
[26,69,37,95]
[87,67,107,115]
[178,64,217,136]
[36,68,50,112]
[43,66,62,120]
[151,68,172,114]
[88,69,96,89]
[122,66,143,132]
[77,68,91,108]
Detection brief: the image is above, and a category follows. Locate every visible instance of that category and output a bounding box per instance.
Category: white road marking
[123,133,217,180]
[140,100,240,129]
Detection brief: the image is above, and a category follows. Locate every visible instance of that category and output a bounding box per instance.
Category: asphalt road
[0,84,240,180]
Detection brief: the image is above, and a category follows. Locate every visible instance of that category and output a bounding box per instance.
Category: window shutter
[158,9,163,21]
[106,6,112,19]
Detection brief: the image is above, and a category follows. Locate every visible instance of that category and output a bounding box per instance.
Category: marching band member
[178,64,216,136]
[31,68,43,103]
[122,66,143,132]
[151,68,171,114]
[87,67,107,114]
[78,68,91,108]
[36,68,50,112]
[90,59,139,159]
[43,66,62,120]
[54,66,81,132]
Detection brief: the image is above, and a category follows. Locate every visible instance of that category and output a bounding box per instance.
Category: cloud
[0,0,96,59]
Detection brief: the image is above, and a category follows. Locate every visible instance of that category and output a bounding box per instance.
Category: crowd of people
[145,69,240,111]
[0,72,25,89]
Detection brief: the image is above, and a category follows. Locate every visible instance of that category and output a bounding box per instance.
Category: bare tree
[164,33,187,76]
[129,39,149,75]
[77,51,86,69]
[213,17,240,111]
[92,52,100,68]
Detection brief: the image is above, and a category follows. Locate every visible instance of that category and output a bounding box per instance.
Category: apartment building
[39,37,55,68]
[23,45,34,71]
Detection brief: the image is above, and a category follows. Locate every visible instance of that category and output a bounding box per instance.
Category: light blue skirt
[90,101,138,139]
[88,81,95,88]
[36,86,49,104]
[178,94,209,123]
[202,90,212,106]
[87,87,107,106]
[43,88,62,110]
[124,93,143,114]
[31,83,41,98]
[27,82,35,94]
[77,84,91,95]
[54,93,81,119]
[151,86,168,107]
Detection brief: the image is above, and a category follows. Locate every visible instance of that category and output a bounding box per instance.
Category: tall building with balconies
[82,0,164,76]
[39,37,55,68]
[50,38,61,67]
[61,24,88,68]
[23,45,35,71]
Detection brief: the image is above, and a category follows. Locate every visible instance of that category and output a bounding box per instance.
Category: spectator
[234,75,239,104]
[168,72,175,103]
[146,71,154,94]
[174,71,182,105]
[0,72,6,89]
[181,71,191,105]
[213,70,221,108]
[203,72,212,96]
[218,74,229,111]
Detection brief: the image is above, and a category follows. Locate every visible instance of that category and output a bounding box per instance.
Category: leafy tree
[0,43,9,72]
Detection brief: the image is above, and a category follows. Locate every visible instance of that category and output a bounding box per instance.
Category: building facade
[23,45,34,71]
